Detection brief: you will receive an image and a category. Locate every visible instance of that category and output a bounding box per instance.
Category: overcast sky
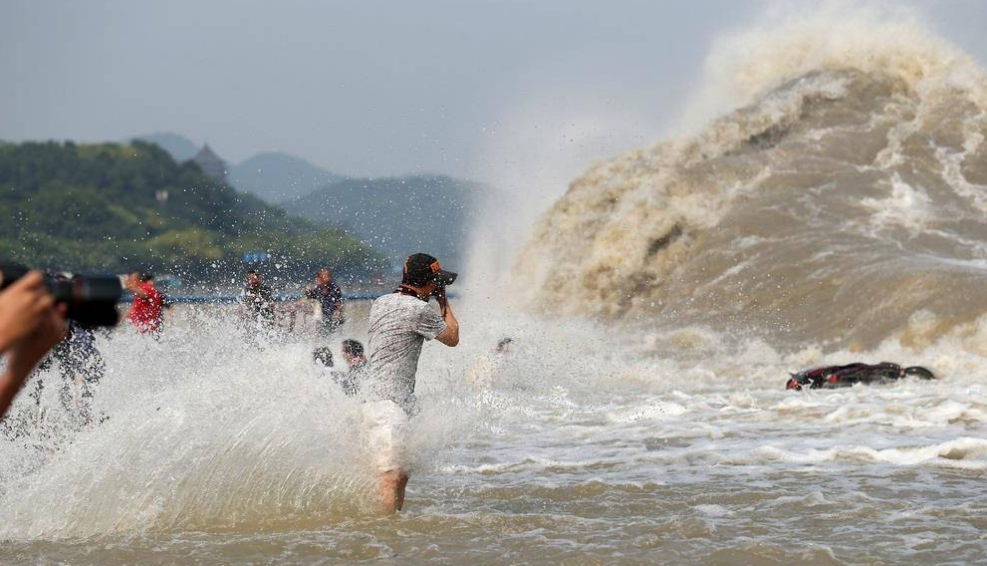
[2,0,986,187]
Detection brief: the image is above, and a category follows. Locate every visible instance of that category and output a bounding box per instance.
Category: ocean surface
[4,7,987,566]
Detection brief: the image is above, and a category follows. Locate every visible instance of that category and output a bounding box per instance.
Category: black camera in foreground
[0,263,123,328]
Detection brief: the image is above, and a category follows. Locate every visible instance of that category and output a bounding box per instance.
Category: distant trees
[0,140,384,279]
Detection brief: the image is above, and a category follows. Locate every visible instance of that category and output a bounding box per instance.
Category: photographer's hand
[434,291,459,347]
[0,271,58,353]
[0,296,66,419]
[8,303,66,369]
[433,287,449,316]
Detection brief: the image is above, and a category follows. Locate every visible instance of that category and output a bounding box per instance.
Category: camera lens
[51,275,123,328]
[73,275,124,304]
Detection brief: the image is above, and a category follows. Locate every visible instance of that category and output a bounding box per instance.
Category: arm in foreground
[0,297,65,419]
[0,272,53,353]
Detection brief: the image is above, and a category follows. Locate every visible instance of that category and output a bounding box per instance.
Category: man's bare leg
[379,470,410,513]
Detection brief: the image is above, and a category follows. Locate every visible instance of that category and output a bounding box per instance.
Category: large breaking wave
[515,4,987,350]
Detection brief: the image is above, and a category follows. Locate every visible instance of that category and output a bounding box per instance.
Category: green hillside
[0,140,383,279]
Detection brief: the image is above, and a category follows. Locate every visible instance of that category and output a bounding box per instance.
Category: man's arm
[434,294,459,347]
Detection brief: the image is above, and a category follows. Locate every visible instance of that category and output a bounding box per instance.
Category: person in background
[303,268,345,337]
[243,269,276,327]
[340,339,368,396]
[126,272,164,335]
[312,345,358,396]
[0,269,66,419]
[363,252,459,513]
[35,320,106,425]
[465,337,516,389]
[32,274,106,425]
[342,339,368,372]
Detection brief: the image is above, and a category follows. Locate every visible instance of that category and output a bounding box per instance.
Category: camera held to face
[0,263,123,328]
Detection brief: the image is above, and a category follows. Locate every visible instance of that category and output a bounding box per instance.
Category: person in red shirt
[126,272,164,334]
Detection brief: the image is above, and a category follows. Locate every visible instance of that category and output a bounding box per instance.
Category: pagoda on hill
[193,143,228,182]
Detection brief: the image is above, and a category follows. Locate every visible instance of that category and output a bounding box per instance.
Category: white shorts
[361,400,411,472]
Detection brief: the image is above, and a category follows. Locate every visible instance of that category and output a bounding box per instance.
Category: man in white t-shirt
[364,253,460,513]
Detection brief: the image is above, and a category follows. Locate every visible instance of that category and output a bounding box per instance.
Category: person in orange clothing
[126,272,164,335]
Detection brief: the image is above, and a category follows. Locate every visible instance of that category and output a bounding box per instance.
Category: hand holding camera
[0,271,62,352]
[431,285,449,313]
[0,263,122,328]
[0,269,69,419]
[1,263,121,419]
[5,298,67,372]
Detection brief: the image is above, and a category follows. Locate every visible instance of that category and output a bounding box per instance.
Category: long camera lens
[0,263,123,328]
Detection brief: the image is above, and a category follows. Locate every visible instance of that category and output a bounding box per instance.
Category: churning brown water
[3,6,987,566]
[516,9,987,352]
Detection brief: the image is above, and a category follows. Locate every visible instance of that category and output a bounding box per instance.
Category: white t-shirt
[366,293,445,411]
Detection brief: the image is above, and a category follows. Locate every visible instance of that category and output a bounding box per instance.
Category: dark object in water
[646,224,683,257]
[313,347,334,368]
[786,362,936,391]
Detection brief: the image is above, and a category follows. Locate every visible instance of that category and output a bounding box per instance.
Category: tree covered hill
[132,133,347,203]
[0,140,383,279]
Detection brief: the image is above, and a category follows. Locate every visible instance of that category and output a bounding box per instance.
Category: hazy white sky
[1,0,986,185]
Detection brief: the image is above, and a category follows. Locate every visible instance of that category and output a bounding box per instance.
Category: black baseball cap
[403,253,457,287]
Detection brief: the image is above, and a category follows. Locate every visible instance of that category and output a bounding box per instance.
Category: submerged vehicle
[786,362,936,391]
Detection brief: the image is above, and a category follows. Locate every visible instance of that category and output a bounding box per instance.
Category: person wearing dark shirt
[243,270,276,327]
[340,338,368,396]
[303,268,345,337]
[35,320,106,425]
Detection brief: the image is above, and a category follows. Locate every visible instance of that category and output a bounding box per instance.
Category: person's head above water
[313,346,334,368]
[341,339,365,366]
[246,270,261,289]
[128,271,154,286]
[315,268,333,286]
[400,253,457,296]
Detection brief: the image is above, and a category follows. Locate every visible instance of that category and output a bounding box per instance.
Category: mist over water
[3,3,987,565]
